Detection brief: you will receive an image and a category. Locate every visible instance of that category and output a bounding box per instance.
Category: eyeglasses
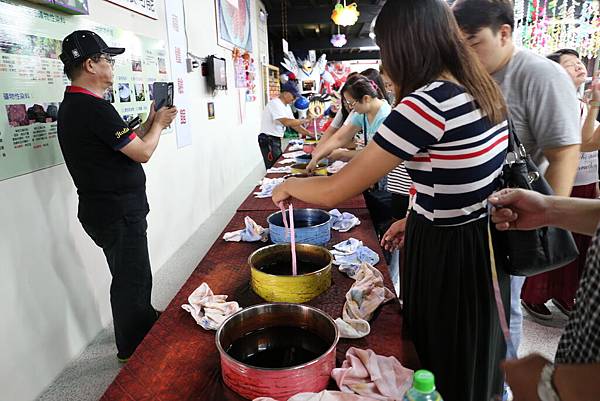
[97,54,115,67]
[345,98,358,108]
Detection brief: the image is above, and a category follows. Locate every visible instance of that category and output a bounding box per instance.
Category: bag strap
[363,113,368,145]
[486,209,517,359]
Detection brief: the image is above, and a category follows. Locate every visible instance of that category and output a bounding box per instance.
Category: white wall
[0,1,267,400]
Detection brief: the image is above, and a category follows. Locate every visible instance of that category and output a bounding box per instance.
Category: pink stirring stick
[289,204,297,276]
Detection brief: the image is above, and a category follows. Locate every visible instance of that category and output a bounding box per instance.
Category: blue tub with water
[268,208,332,245]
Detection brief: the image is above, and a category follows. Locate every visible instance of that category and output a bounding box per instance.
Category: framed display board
[263,64,279,106]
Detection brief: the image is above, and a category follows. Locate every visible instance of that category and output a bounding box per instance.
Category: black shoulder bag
[495,119,578,276]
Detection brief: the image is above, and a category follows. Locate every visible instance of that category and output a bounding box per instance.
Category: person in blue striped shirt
[273,1,509,400]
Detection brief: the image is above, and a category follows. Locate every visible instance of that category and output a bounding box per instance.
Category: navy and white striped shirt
[374,81,508,226]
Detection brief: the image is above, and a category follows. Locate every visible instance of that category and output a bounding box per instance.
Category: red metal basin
[216,303,338,400]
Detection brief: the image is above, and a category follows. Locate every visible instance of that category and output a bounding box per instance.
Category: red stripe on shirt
[403,100,445,130]
[429,134,508,160]
[128,133,137,140]
[65,86,102,99]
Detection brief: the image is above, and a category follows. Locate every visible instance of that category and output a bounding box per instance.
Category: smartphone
[153,82,174,111]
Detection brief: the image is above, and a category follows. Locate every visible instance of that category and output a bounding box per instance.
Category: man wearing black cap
[57,30,177,362]
[258,81,311,169]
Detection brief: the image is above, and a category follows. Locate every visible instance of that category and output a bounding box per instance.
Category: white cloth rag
[288,143,304,151]
[335,263,395,339]
[277,158,296,165]
[181,283,241,330]
[283,150,306,159]
[329,209,361,232]
[327,160,348,174]
[331,238,379,277]
[267,166,292,174]
[332,347,413,400]
[254,177,284,198]
[223,216,269,242]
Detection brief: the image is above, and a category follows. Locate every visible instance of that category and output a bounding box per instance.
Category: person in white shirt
[258,82,311,169]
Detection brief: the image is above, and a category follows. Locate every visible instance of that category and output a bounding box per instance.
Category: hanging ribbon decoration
[518,0,599,57]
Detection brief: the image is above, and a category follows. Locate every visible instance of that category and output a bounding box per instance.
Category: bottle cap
[413,370,435,393]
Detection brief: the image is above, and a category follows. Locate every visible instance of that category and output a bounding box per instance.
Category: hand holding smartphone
[153,82,174,111]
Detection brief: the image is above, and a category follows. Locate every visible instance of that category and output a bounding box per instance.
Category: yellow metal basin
[249,244,332,303]
[291,162,328,176]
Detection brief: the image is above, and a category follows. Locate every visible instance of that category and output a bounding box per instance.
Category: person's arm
[554,363,600,401]
[120,106,177,163]
[543,144,580,196]
[581,76,600,151]
[278,117,309,128]
[273,140,402,208]
[488,188,600,235]
[277,117,312,136]
[525,62,581,195]
[307,123,361,170]
[502,354,600,401]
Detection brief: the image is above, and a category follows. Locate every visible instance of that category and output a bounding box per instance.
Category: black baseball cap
[59,30,125,65]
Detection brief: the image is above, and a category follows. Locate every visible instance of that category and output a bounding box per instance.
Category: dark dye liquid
[258,258,326,275]
[225,326,329,368]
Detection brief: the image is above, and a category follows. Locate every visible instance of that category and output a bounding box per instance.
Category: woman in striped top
[273,1,509,400]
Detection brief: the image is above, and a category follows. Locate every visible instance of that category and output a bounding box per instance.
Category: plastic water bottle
[403,370,444,401]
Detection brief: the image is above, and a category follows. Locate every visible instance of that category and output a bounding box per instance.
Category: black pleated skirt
[403,211,510,401]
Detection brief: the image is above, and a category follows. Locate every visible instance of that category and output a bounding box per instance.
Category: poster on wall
[26,0,89,15]
[0,0,169,181]
[104,0,157,19]
[164,0,192,148]
[215,0,252,51]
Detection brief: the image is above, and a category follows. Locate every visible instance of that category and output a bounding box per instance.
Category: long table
[101,151,417,400]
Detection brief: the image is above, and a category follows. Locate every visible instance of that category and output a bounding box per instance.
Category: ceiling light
[331,2,360,27]
[359,46,379,51]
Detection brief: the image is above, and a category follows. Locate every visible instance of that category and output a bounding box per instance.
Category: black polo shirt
[57,86,148,227]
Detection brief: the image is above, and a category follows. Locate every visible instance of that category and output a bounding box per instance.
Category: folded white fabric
[267,166,292,174]
[283,150,306,159]
[223,216,269,242]
[288,143,304,151]
[327,160,347,174]
[329,209,361,232]
[254,177,284,198]
[277,158,296,165]
[332,347,413,400]
[331,238,379,277]
[335,263,395,338]
[181,283,241,330]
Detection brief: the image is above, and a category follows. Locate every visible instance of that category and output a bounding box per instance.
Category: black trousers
[258,133,282,169]
[82,212,157,359]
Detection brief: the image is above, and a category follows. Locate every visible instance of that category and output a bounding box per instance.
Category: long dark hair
[360,68,390,104]
[374,0,506,124]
